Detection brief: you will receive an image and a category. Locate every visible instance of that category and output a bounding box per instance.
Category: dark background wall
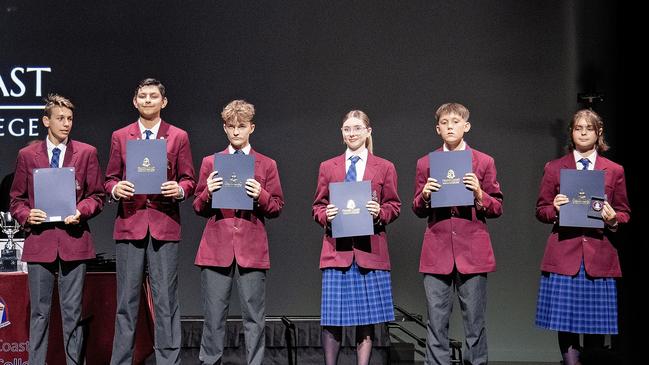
[2,1,636,362]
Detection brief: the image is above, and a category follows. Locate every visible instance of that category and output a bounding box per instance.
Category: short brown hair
[568,109,609,152]
[43,94,74,117]
[221,100,255,124]
[435,102,470,123]
[134,78,166,98]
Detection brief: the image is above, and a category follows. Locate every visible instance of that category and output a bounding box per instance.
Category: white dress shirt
[46,137,68,167]
[345,147,368,181]
[573,149,597,170]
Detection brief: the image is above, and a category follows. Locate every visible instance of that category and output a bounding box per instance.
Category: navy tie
[345,155,361,182]
[234,149,244,155]
[50,147,61,168]
[579,158,590,170]
[144,130,153,140]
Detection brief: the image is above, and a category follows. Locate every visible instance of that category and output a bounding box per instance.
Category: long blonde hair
[342,110,373,153]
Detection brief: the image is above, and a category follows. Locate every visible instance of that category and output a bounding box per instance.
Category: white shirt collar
[345,147,368,161]
[442,140,466,151]
[573,149,597,169]
[228,144,252,155]
[46,136,68,152]
[46,136,68,167]
[138,119,162,139]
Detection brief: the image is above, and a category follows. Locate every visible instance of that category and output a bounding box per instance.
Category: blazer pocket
[470,232,495,265]
[421,232,442,265]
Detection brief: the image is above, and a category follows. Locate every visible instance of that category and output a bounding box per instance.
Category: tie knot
[234,149,244,155]
[350,155,361,165]
[50,147,61,168]
[144,130,153,139]
[579,158,590,170]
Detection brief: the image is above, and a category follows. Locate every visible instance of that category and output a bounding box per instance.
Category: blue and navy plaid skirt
[321,261,395,326]
[535,262,617,334]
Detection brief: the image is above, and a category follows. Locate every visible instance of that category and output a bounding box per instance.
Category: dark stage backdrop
[2,1,632,362]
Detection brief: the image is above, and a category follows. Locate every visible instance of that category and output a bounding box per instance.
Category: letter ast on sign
[0,67,51,97]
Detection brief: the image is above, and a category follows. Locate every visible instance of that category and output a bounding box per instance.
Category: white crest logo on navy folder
[224,172,243,188]
[442,169,461,185]
[137,157,156,173]
[342,199,360,215]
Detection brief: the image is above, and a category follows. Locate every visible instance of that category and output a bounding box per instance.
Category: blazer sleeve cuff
[256,188,271,209]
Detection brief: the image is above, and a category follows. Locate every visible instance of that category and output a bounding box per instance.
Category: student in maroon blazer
[105,79,195,365]
[534,109,630,365]
[193,100,284,365]
[412,103,503,365]
[10,94,104,365]
[313,110,400,365]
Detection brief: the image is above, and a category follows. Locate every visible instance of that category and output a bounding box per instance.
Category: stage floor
[139,316,561,364]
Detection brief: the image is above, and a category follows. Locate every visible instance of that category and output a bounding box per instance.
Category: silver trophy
[1,211,20,271]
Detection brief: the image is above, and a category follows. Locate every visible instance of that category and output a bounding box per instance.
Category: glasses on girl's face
[341,126,367,135]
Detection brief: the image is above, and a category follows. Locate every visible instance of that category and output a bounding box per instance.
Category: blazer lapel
[594,155,608,171]
[250,149,261,174]
[363,154,377,181]
[34,140,49,168]
[62,140,75,167]
[333,154,347,182]
[158,120,170,140]
[128,122,141,140]
[561,154,576,169]
[129,120,170,140]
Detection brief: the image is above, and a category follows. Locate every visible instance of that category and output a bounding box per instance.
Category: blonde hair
[43,94,74,117]
[342,110,373,153]
[435,102,470,123]
[568,109,609,152]
[221,100,255,124]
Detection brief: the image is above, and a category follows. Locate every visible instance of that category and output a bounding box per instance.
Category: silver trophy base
[1,248,17,272]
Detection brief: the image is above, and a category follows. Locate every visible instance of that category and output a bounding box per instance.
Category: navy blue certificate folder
[126,139,167,194]
[212,154,255,210]
[428,150,474,208]
[329,181,373,238]
[559,169,605,228]
[33,167,76,222]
